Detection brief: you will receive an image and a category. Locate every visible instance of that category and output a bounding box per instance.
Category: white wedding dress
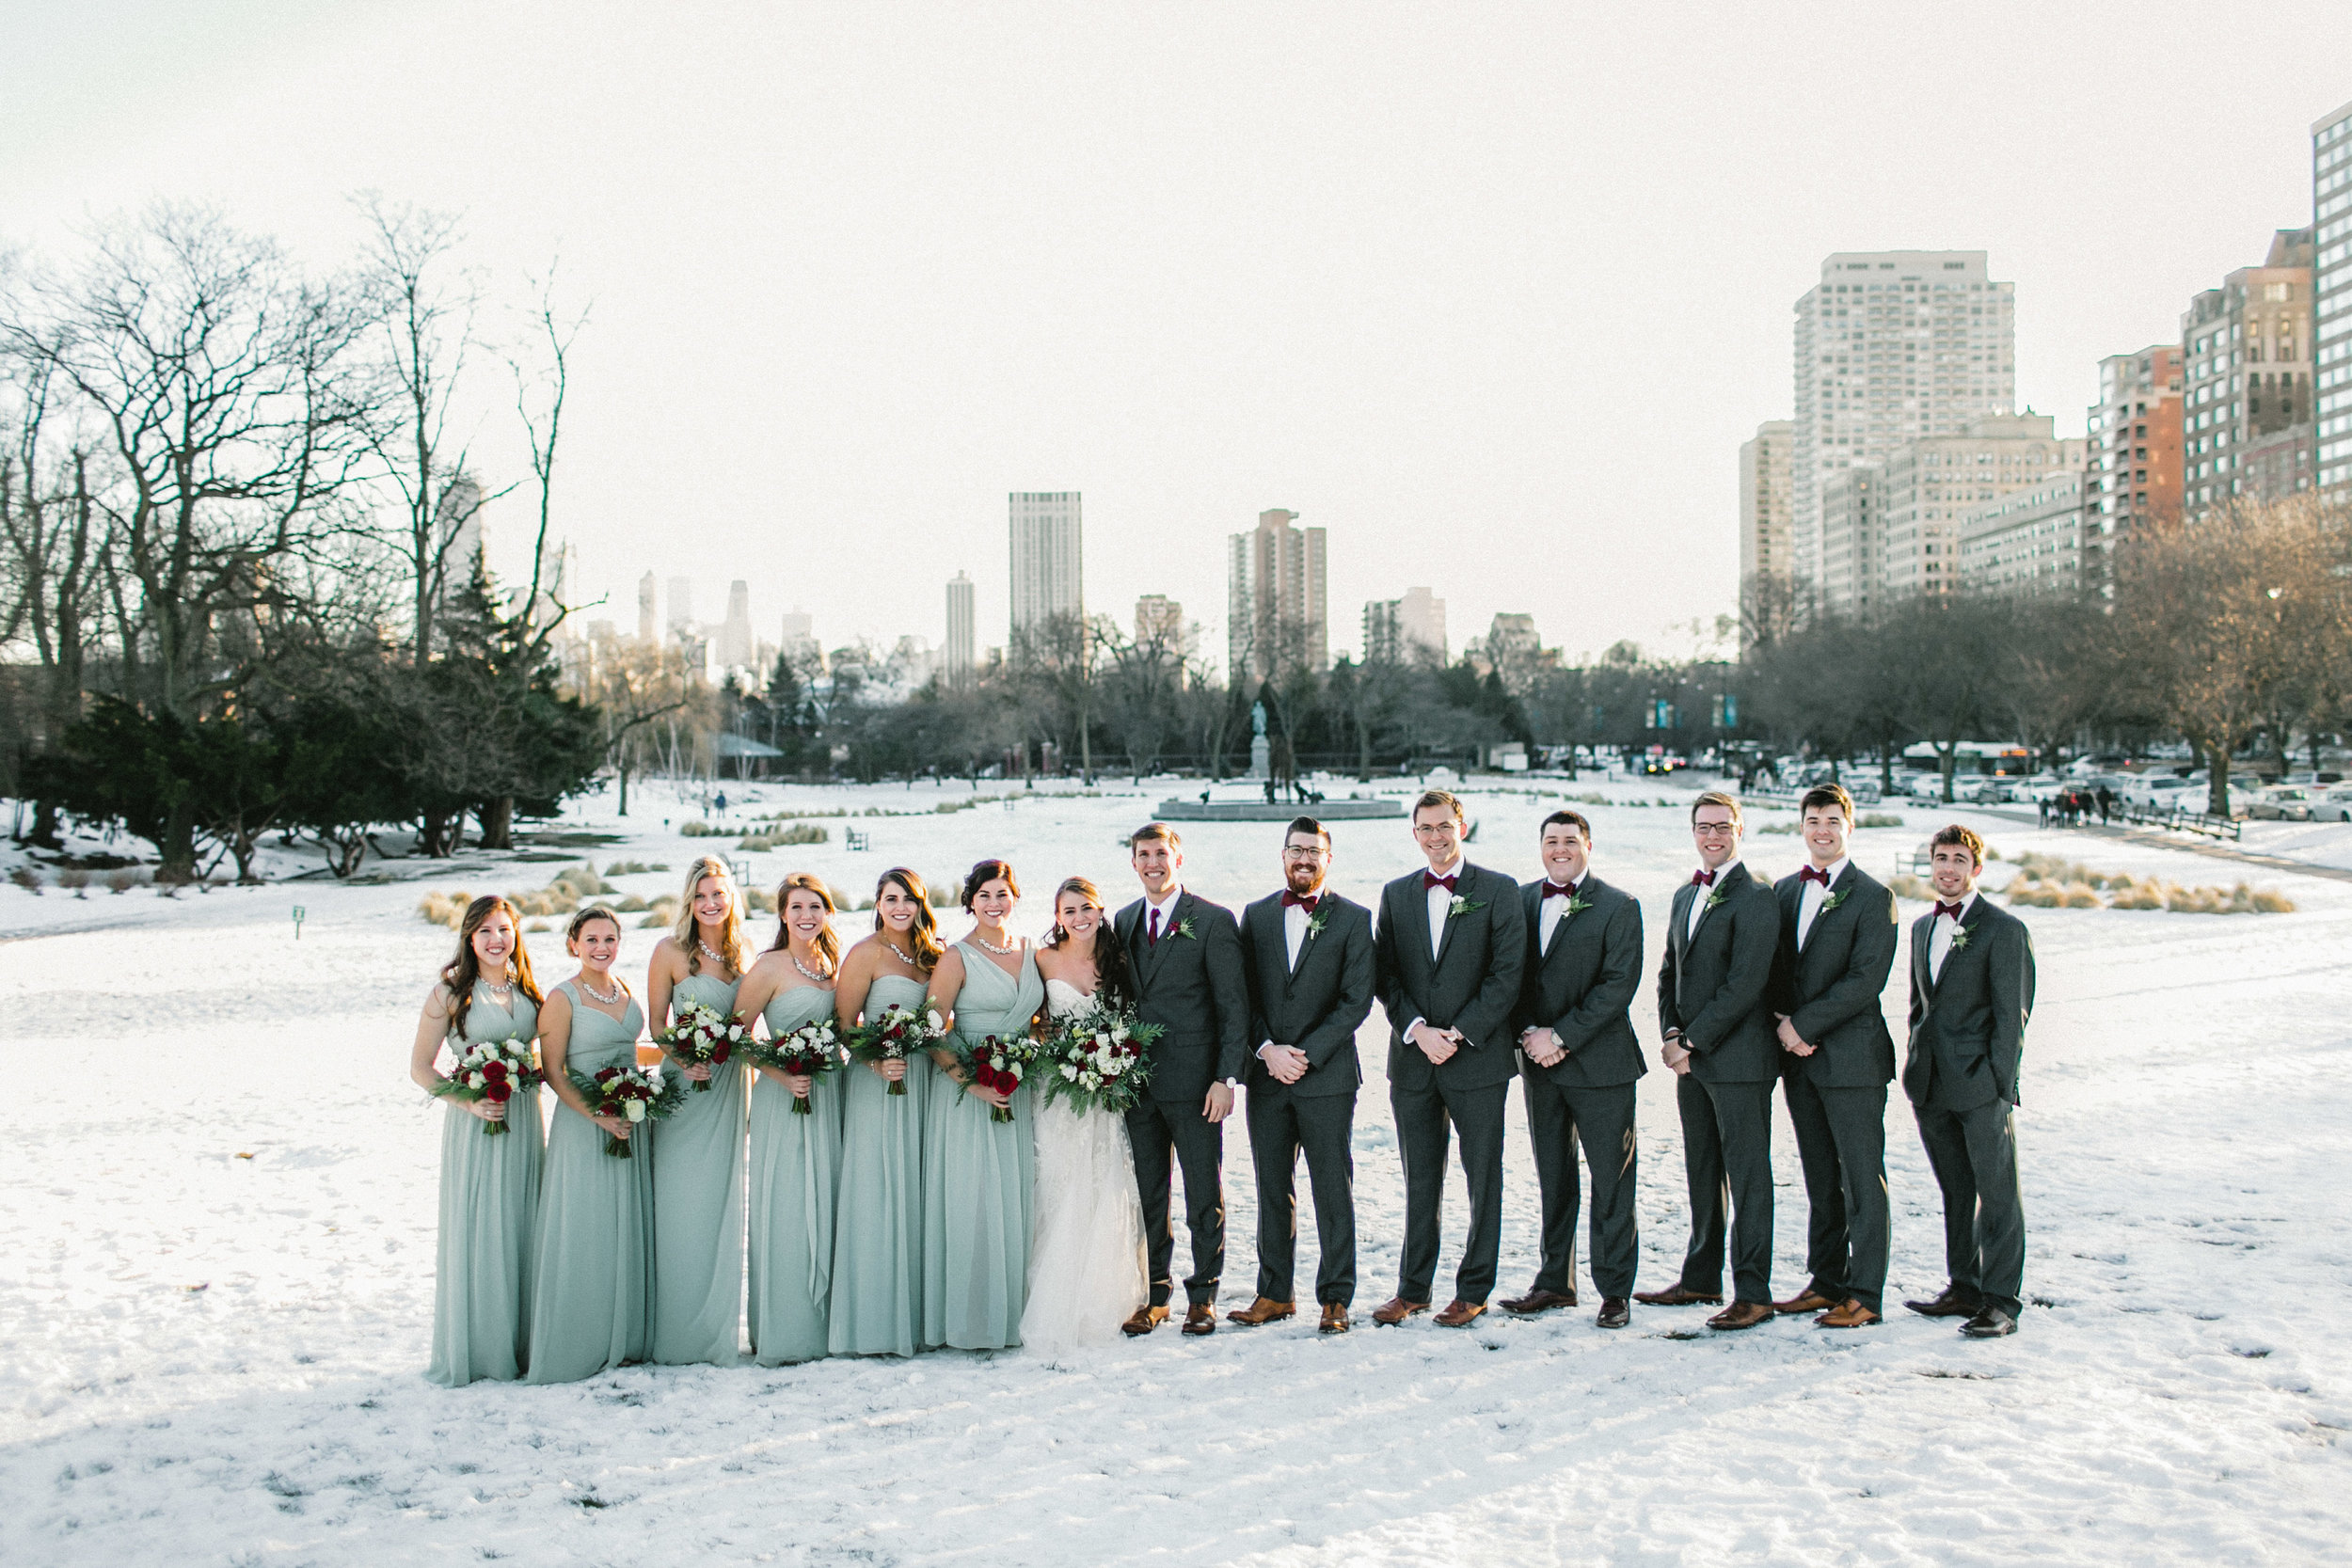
[1022,978,1150,1353]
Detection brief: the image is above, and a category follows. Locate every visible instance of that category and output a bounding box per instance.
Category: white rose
[625,1100,645,1122]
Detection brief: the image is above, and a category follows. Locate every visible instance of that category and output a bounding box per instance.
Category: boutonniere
[1563,894,1593,916]
[1174,916,1198,941]
[1820,889,1849,913]
[1948,925,1971,952]
[1447,894,1486,918]
[1304,908,1328,941]
[1704,888,1726,910]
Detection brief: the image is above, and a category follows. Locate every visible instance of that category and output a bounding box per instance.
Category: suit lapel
[1936,896,1990,994]
[1404,874,1436,974]
[1779,875,1804,953]
[1669,882,1693,1005]
[1912,912,1935,1003]
[1434,871,1465,971]
[1689,863,1737,942]
[1139,893,1183,982]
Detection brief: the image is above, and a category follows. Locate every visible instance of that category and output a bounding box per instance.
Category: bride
[1025,877,1150,1352]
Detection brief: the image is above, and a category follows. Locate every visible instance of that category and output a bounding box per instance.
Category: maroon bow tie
[1934,901,1965,921]
[1541,880,1579,900]
[1691,869,1717,888]
[1799,865,1832,887]
[1423,872,1457,893]
[1281,890,1319,910]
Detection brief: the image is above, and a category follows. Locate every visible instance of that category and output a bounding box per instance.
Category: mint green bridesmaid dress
[747,982,843,1365]
[921,943,1042,1351]
[524,983,653,1384]
[426,983,543,1387]
[651,969,745,1365]
[829,972,930,1356]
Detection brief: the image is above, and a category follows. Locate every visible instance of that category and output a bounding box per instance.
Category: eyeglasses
[1692,821,1739,836]
[1281,846,1328,859]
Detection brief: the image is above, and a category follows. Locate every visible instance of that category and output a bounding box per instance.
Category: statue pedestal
[1249,736,1271,780]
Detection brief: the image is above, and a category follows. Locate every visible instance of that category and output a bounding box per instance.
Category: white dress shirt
[1687,861,1739,941]
[1794,856,1850,949]
[1423,856,1464,959]
[1283,895,1314,970]
[1928,889,1978,983]
[1143,884,1183,944]
[1537,878,1581,956]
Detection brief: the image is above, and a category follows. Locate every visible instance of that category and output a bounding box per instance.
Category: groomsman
[1901,824,2037,1339]
[1114,823,1252,1338]
[1232,816,1376,1334]
[1635,790,1781,1331]
[1767,783,1899,1329]
[1371,788,1527,1328]
[1501,809,1645,1330]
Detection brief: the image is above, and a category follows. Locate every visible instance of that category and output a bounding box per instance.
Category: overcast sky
[6,2,2348,670]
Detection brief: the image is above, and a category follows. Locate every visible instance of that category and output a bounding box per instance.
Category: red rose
[711,1042,730,1064]
[482,1060,509,1080]
[485,1082,511,1103]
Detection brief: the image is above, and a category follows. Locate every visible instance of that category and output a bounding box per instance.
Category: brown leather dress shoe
[1319,1303,1350,1334]
[1596,1296,1630,1329]
[1433,1299,1487,1328]
[1182,1302,1217,1336]
[1500,1288,1577,1315]
[1633,1285,1724,1307]
[1227,1297,1296,1326]
[1121,1304,1169,1337]
[1371,1296,1429,1325]
[1816,1298,1882,1329]
[1707,1300,1774,1331]
[1772,1290,1837,1316]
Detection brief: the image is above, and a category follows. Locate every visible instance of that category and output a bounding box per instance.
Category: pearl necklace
[790,951,831,983]
[883,938,915,964]
[698,939,731,974]
[580,974,623,1006]
[970,931,1019,956]
[479,975,513,1003]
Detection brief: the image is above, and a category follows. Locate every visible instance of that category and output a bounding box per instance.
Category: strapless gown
[1021,977,1149,1352]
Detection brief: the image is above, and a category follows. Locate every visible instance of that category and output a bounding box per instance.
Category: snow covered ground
[4,775,2348,1565]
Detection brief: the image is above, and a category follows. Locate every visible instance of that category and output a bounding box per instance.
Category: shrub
[614,895,649,912]
[417,891,473,928]
[9,866,43,895]
[2249,887,2296,913]
[58,868,92,898]
[605,859,656,876]
[106,869,141,894]
[2058,882,2103,910]
[739,822,829,851]
[679,820,720,837]
[1888,874,1932,900]
[1856,813,1904,829]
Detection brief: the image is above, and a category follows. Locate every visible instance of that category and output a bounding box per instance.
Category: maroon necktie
[1541,880,1578,899]
[1799,865,1831,887]
[1281,890,1319,910]
[1422,872,1457,893]
[1934,901,1964,921]
[1691,869,1717,888]
[1149,907,1163,944]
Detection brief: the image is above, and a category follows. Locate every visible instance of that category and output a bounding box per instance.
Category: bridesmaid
[524,907,654,1384]
[646,854,753,1366]
[827,868,941,1357]
[922,859,1045,1351]
[735,873,846,1366]
[409,894,545,1387]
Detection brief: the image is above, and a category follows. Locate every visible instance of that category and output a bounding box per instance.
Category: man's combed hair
[1690,789,1743,828]
[1412,789,1466,825]
[1285,816,1330,847]
[1539,808,1593,841]
[1931,823,1986,865]
[1800,783,1855,822]
[1129,822,1182,849]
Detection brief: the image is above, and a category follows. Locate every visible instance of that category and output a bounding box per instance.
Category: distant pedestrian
[2095,787,2115,825]
[2038,799,2050,830]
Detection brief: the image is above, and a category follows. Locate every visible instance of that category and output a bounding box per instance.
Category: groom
[1115,822,1251,1337]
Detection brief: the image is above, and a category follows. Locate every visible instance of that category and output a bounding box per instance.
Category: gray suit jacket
[1768,863,1898,1088]
[1656,861,1781,1084]
[1903,895,2035,1112]
[1240,890,1375,1099]
[1114,889,1251,1103]
[1373,861,1528,1092]
[1510,874,1645,1089]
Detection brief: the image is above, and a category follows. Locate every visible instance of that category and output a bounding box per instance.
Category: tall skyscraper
[1227,508,1328,685]
[665,577,694,641]
[779,609,816,665]
[1009,491,1083,635]
[945,572,976,687]
[434,474,485,596]
[1134,594,1184,643]
[637,571,658,644]
[719,579,754,669]
[2183,228,2314,514]
[1877,415,2084,597]
[1791,251,2017,586]
[1816,462,1883,616]
[2315,100,2352,495]
[2083,345,2183,586]
[1738,420,1794,583]
[1362,586,1446,664]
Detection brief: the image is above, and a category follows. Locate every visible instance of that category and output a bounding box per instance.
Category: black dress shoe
[1596,1297,1630,1330]
[1633,1285,1724,1307]
[1960,1306,2017,1338]
[1500,1287,1577,1315]
[1903,1287,1983,1319]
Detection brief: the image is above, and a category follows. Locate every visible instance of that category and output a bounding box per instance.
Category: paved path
[1971,807,2352,885]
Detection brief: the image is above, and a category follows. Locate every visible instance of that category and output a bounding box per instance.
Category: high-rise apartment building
[665,577,694,641]
[1959,468,2089,594]
[945,572,976,688]
[2182,228,2313,514]
[1816,462,1884,615]
[1227,508,1328,685]
[1738,420,1794,583]
[2084,346,2184,583]
[717,580,754,669]
[779,609,816,667]
[1791,251,2017,586]
[1135,594,1184,644]
[1878,415,2084,597]
[637,572,658,644]
[2315,100,2352,494]
[1362,586,1447,664]
[1009,491,1083,635]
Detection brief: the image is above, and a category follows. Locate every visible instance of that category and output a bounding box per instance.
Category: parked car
[2120,775,2195,810]
[1845,777,1883,805]
[1956,778,2013,804]
[2248,785,2318,821]
[2310,786,2352,824]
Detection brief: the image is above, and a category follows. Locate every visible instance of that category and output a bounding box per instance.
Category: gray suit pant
[1246,1086,1357,1307]
[1783,1074,1891,1313]
[1673,1073,1775,1304]
[1915,1096,2025,1315]
[1521,1074,1638,1299]
[1128,1093,1226,1307]
[1391,1076,1508,1305]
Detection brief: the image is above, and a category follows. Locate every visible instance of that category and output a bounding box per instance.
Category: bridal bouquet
[656,1001,749,1091]
[430,1038,544,1135]
[744,1019,850,1114]
[1038,998,1160,1117]
[952,1032,1041,1124]
[568,1062,688,1157]
[847,1003,945,1096]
